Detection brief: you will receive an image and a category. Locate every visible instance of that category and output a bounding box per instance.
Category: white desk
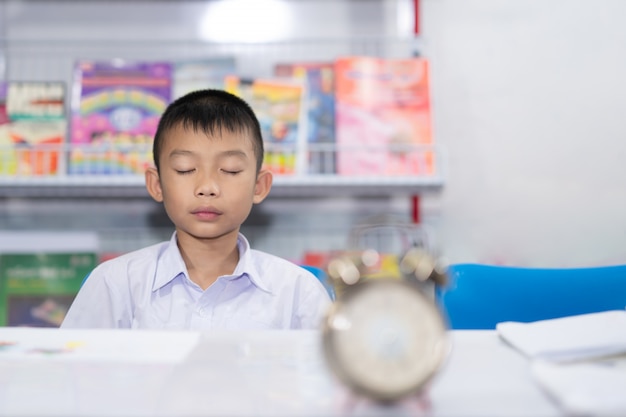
[0,328,561,417]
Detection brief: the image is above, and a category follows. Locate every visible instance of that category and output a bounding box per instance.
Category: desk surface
[0,327,561,417]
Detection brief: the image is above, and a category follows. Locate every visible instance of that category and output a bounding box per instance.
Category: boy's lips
[191,207,222,219]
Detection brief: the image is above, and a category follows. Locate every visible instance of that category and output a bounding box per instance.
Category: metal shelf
[0,140,445,198]
[271,175,443,197]
[0,174,443,198]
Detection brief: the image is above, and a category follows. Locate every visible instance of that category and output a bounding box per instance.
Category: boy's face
[145,124,272,242]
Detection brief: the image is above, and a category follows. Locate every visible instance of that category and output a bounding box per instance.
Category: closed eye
[222,169,242,175]
[175,169,195,175]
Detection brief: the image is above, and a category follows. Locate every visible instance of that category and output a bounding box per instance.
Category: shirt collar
[152,232,187,292]
[232,233,271,293]
[152,232,272,294]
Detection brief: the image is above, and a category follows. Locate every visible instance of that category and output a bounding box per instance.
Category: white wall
[422,0,626,267]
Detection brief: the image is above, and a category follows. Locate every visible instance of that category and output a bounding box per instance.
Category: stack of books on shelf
[0,55,437,179]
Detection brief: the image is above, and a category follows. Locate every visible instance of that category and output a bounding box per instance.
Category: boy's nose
[195,174,220,197]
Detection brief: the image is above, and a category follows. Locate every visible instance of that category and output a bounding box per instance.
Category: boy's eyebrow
[168,149,196,158]
[218,149,249,159]
[168,149,249,159]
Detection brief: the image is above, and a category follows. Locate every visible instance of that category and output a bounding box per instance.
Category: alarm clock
[321,220,450,403]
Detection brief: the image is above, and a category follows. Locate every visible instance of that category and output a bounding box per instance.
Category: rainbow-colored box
[69,60,171,175]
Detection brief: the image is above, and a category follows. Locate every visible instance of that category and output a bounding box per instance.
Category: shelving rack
[0,36,443,199]
[0,28,442,260]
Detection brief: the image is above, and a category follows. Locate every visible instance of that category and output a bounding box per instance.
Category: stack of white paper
[531,360,626,417]
[496,310,626,416]
[496,310,626,362]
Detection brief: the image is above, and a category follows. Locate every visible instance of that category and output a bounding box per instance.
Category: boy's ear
[145,167,164,202]
[253,169,273,204]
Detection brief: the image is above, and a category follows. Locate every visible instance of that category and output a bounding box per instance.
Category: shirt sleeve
[60,263,132,329]
[292,271,333,329]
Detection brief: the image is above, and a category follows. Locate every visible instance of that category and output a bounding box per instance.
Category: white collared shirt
[61,232,332,330]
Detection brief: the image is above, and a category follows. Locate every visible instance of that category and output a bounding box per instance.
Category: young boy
[61,89,332,330]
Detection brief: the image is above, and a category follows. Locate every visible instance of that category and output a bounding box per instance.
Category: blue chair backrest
[80,272,91,287]
[435,263,626,329]
[300,265,336,301]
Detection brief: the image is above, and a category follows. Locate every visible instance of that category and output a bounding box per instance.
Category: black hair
[153,89,264,173]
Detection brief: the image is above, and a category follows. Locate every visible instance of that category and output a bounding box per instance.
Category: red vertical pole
[411,195,420,224]
[411,0,421,224]
[413,0,420,35]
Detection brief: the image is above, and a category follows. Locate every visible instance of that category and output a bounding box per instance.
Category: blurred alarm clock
[321,218,450,403]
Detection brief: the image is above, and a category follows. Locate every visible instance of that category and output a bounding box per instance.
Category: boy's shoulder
[248,248,325,289]
[95,241,169,271]
[248,248,303,271]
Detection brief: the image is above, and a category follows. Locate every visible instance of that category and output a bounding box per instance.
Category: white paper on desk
[0,327,200,363]
[531,360,626,417]
[496,310,626,362]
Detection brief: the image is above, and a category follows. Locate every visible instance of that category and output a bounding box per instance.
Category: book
[224,75,306,175]
[69,60,172,175]
[275,62,336,174]
[0,252,97,327]
[172,57,236,100]
[2,81,67,176]
[0,231,99,327]
[0,81,8,125]
[334,56,435,176]
[0,81,11,174]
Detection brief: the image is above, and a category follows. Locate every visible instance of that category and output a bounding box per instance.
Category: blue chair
[435,263,626,329]
[80,272,92,287]
[300,265,336,301]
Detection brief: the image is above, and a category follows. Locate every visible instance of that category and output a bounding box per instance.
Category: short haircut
[152,89,264,173]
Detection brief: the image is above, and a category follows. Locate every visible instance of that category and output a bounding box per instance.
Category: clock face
[322,279,449,402]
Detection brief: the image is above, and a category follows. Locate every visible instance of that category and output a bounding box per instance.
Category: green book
[0,252,96,327]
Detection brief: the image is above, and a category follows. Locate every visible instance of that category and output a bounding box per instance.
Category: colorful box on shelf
[335,56,436,177]
[224,75,307,176]
[274,62,336,175]
[0,81,67,176]
[69,60,172,175]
